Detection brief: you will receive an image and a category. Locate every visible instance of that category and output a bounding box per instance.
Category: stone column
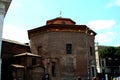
[0,0,11,80]
[0,2,5,80]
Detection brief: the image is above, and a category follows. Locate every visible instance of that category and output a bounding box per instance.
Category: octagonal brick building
[28,17,97,80]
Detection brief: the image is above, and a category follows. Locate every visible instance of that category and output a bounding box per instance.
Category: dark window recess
[32,58,36,65]
[17,58,21,64]
[102,69,105,73]
[101,60,104,67]
[37,46,42,55]
[51,62,56,77]
[78,77,81,80]
[90,46,93,56]
[91,67,95,77]
[66,44,72,54]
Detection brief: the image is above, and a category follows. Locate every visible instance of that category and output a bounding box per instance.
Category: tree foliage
[115,47,120,57]
[99,46,120,58]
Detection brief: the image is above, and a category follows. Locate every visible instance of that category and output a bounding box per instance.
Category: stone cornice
[28,24,96,39]
[0,0,12,15]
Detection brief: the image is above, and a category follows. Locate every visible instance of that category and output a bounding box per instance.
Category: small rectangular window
[91,67,95,77]
[66,44,72,54]
[32,58,36,65]
[90,46,93,56]
[52,62,56,77]
[102,60,104,67]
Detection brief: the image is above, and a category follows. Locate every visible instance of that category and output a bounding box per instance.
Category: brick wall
[1,40,30,80]
[30,31,95,80]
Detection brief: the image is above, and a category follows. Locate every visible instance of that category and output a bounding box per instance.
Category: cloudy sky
[3,0,120,46]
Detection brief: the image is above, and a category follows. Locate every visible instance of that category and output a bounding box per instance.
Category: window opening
[66,44,72,54]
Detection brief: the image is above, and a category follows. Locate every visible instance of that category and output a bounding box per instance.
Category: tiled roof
[46,17,76,24]
[28,24,97,39]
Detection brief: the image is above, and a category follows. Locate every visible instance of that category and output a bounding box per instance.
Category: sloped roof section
[2,38,29,46]
[14,52,41,57]
[46,17,76,25]
[28,17,97,39]
[11,64,24,68]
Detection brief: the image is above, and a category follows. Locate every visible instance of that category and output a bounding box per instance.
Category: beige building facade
[28,17,97,80]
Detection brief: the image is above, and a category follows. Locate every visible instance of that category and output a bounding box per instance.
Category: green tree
[99,47,116,58]
[99,46,120,76]
[115,47,120,58]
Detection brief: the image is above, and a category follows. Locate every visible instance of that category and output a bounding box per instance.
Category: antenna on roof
[59,10,62,17]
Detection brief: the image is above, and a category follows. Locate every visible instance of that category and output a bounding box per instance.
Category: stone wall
[30,31,95,80]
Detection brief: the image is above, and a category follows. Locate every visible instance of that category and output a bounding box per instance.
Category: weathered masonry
[28,17,97,80]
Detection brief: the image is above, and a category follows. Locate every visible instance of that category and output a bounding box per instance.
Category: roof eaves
[11,64,24,68]
[2,38,29,47]
[14,52,41,57]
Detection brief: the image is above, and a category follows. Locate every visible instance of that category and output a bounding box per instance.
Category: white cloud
[95,31,114,45]
[87,19,117,45]
[2,24,29,43]
[106,0,120,7]
[87,19,116,31]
